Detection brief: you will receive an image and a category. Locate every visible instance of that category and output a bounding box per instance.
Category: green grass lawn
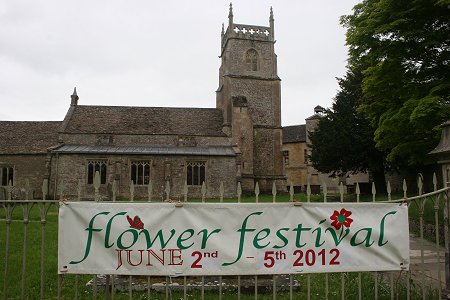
[0,195,441,299]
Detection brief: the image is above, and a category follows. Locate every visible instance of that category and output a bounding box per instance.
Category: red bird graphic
[127,215,144,230]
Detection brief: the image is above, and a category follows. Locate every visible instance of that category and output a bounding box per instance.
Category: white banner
[58,202,409,275]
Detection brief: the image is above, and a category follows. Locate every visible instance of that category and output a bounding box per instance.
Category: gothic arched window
[87,160,107,184]
[245,49,258,71]
[186,162,206,186]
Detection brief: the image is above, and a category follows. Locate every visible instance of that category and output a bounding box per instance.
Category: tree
[309,69,386,188]
[341,0,450,168]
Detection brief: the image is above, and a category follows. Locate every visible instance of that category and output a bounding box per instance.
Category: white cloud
[0,0,360,124]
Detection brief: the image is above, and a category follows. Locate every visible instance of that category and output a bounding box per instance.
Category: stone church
[0,5,287,200]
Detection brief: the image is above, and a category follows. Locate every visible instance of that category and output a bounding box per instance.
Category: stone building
[0,122,61,199]
[282,124,307,193]
[0,5,287,200]
[216,6,285,193]
[282,106,370,194]
[52,100,238,199]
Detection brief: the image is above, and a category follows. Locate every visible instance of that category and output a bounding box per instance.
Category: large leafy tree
[341,0,450,167]
[309,70,386,187]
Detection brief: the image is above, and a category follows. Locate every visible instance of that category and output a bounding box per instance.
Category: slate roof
[62,105,226,136]
[53,144,236,156]
[282,125,306,144]
[0,121,62,154]
[305,113,322,121]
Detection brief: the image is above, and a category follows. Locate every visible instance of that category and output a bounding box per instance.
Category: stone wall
[282,142,308,191]
[227,78,280,126]
[60,133,232,147]
[220,38,276,79]
[0,154,49,199]
[50,154,237,200]
[253,127,284,176]
[231,105,254,175]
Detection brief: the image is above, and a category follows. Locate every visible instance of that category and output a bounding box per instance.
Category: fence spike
[272,181,277,203]
[306,177,311,202]
[41,179,48,201]
[339,182,344,202]
[433,172,437,191]
[289,182,294,201]
[255,182,260,203]
[403,179,407,198]
[183,182,188,202]
[386,180,391,200]
[147,180,153,202]
[417,173,423,196]
[93,171,100,189]
[77,179,82,201]
[25,179,31,200]
[237,182,242,203]
[112,180,117,202]
[59,180,66,201]
[165,181,171,201]
[130,181,135,202]
[372,182,376,202]
[7,180,13,200]
[220,182,224,202]
[201,181,206,202]
[356,182,360,203]
[93,171,100,202]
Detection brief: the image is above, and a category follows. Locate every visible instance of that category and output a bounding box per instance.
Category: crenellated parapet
[221,4,274,54]
[222,24,273,49]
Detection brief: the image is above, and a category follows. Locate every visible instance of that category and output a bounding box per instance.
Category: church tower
[217,4,286,193]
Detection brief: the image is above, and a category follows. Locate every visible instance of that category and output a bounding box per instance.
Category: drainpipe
[53,153,59,200]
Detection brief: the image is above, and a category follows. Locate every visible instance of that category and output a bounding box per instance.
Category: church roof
[53,144,236,156]
[0,121,62,154]
[282,125,306,143]
[62,105,226,136]
[305,113,322,121]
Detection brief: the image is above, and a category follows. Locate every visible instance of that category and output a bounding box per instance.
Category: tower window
[245,49,258,71]
[283,151,289,165]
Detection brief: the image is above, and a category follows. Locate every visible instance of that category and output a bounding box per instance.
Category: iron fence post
[444,165,450,293]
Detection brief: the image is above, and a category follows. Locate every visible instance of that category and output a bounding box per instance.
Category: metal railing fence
[1,174,449,300]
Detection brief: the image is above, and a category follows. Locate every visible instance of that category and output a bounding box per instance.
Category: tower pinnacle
[228,3,233,29]
[70,87,79,106]
[270,6,274,39]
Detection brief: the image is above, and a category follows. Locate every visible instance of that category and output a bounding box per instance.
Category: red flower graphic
[330,208,353,230]
[127,215,144,230]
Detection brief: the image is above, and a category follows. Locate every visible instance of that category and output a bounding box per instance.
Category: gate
[1,174,449,299]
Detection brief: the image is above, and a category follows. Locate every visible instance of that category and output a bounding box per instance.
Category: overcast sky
[0,0,360,126]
